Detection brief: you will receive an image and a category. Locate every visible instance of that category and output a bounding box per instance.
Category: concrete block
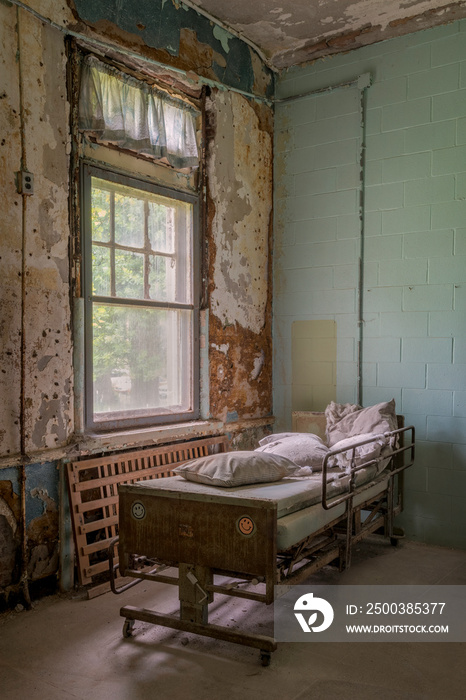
[377,362,426,389]
[335,312,358,337]
[432,32,466,68]
[364,286,403,313]
[382,44,431,79]
[285,96,317,126]
[406,490,453,523]
[362,386,402,408]
[403,464,428,492]
[432,89,466,121]
[333,263,358,289]
[454,284,466,311]
[404,120,456,153]
[336,385,358,405]
[363,261,379,288]
[428,363,466,391]
[366,130,405,160]
[382,97,431,132]
[457,117,466,144]
[452,443,466,470]
[336,361,357,386]
[379,258,428,287]
[336,214,360,239]
[361,312,381,338]
[366,106,382,136]
[365,182,404,212]
[365,160,382,186]
[457,173,466,201]
[414,439,453,469]
[429,255,466,284]
[295,217,337,244]
[432,144,466,175]
[363,337,401,362]
[292,189,357,221]
[294,168,336,197]
[401,412,427,439]
[336,164,359,191]
[364,234,402,261]
[408,63,459,100]
[403,285,453,312]
[428,467,466,497]
[401,388,452,416]
[294,112,360,149]
[287,138,359,174]
[454,228,466,254]
[380,311,428,337]
[337,336,355,361]
[382,205,431,235]
[454,391,466,417]
[362,362,377,385]
[311,238,357,267]
[453,338,466,363]
[382,152,431,183]
[315,88,359,120]
[429,311,466,338]
[402,337,453,363]
[364,211,382,235]
[404,175,454,206]
[277,266,333,294]
[368,76,407,107]
[403,230,453,259]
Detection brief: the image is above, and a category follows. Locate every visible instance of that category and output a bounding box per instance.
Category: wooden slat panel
[66,435,228,591]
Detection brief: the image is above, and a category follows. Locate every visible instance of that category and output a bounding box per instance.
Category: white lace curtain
[78,55,199,169]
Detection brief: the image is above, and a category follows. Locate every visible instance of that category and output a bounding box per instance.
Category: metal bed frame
[109,419,414,665]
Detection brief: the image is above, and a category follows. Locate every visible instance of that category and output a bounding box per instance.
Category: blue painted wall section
[71,0,274,98]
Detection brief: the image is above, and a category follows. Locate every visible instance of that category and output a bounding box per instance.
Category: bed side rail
[321,424,415,511]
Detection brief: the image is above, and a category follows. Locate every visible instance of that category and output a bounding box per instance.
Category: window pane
[92,303,192,419]
[91,186,111,242]
[114,192,144,247]
[115,249,144,298]
[148,201,174,253]
[148,255,169,301]
[92,245,111,296]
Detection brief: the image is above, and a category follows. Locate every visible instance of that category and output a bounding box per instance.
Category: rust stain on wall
[206,89,273,423]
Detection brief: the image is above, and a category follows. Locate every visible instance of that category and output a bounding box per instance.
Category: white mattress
[125,462,381,520]
[276,477,388,550]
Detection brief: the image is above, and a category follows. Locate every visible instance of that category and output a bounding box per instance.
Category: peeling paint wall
[0,0,274,601]
[206,90,274,432]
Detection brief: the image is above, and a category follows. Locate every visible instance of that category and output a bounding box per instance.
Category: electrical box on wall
[16,171,34,195]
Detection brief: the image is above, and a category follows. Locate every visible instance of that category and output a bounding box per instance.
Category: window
[81,164,199,430]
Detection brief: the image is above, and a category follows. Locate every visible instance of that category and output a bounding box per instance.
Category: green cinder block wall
[273,20,466,549]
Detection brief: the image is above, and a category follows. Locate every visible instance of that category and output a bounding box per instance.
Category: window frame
[81,161,200,432]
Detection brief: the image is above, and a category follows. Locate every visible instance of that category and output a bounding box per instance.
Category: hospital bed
[109,411,414,665]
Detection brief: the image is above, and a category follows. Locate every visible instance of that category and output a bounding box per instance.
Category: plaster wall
[0,0,274,602]
[274,19,466,549]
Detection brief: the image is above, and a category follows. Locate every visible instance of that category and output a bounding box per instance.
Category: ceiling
[185,0,466,70]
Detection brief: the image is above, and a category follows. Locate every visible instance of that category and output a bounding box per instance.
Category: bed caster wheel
[260,650,271,667]
[123,619,135,638]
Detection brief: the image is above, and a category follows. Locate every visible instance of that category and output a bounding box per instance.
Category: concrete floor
[0,538,465,700]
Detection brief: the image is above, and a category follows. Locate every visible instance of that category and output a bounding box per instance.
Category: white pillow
[255,434,329,471]
[327,399,398,446]
[329,432,387,471]
[259,432,303,446]
[173,451,300,487]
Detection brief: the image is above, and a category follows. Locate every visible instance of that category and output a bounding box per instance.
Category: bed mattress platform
[110,411,415,665]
